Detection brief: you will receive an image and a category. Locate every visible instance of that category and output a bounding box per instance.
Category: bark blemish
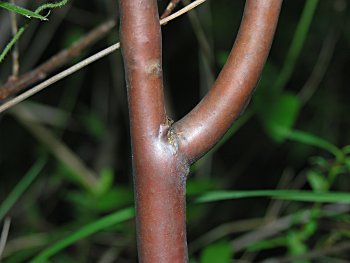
[145,59,162,77]
[167,127,178,154]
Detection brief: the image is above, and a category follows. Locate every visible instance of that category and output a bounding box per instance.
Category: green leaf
[67,187,133,213]
[80,109,106,139]
[275,127,342,158]
[0,0,69,64]
[29,207,134,263]
[200,241,232,263]
[307,170,329,192]
[248,236,287,251]
[309,156,330,169]
[345,158,350,171]
[217,51,229,67]
[286,231,308,258]
[94,168,114,196]
[342,145,350,155]
[196,190,350,204]
[0,158,46,221]
[257,92,301,142]
[273,0,319,92]
[0,2,48,20]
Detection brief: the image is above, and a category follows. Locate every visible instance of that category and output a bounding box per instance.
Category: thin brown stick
[0,19,116,100]
[0,0,207,114]
[161,0,181,19]
[0,218,11,260]
[0,42,120,113]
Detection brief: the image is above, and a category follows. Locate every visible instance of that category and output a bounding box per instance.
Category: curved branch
[174,0,283,162]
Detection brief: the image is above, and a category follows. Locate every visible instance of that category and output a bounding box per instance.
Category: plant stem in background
[0,218,11,260]
[0,158,46,222]
[0,20,116,100]
[10,0,19,77]
[273,0,318,92]
[0,0,206,111]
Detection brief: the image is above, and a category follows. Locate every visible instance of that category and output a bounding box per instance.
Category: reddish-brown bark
[119,0,282,262]
[174,0,283,162]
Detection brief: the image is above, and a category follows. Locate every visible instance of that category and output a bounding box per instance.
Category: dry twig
[0,218,11,260]
[0,19,116,100]
[161,0,181,19]
[0,0,207,114]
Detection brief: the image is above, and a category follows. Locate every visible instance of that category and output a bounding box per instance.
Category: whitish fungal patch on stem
[145,59,162,77]
[167,127,178,155]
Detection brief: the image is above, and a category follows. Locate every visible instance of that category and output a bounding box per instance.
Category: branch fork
[119,0,283,262]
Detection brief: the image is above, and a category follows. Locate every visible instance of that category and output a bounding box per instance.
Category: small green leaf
[286,231,308,258]
[217,51,229,67]
[307,170,329,192]
[342,145,350,155]
[248,236,287,251]
[94,168,114,196]
[80,110,106,139]
[257,92,301,142]
[0,158,46,221]
[200,241,232,263]
[309,156,330,169]
[0,2,48,20]
[345,158,350,171]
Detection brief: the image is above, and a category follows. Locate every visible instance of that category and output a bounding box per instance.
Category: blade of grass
[273,0,319,92]
[0,158,46,222]
[196,190,350,204]
[275,126,342,159]
[29,207,134,263]
[0,2,47,20]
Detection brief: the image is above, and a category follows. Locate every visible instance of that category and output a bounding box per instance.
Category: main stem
[120,0,189,262]
[119,0,282,262]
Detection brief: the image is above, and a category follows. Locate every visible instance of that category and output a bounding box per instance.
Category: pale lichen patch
[167,128,178,155]
[145,59,162,77]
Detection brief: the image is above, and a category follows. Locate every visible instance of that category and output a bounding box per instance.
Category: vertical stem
[119,0,189,262]
[10,0,19,77]
[119,0,282,262]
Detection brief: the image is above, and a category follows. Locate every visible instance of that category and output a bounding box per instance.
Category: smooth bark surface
[120,1,188,262]
[174,0,283,162]
[119,0,282,262]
